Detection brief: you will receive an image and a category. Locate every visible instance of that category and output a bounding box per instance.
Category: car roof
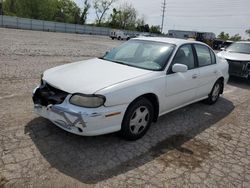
[132,37,206,46]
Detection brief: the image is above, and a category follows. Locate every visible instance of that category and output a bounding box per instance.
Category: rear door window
[194,44,212,67]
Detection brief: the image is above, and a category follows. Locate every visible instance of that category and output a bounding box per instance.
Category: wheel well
[129,93,159,122]
[217,77,224,94]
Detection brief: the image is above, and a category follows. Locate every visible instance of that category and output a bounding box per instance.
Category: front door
[164,44,199,112]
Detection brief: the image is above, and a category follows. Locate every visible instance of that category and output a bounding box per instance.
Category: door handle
[192,74,198,79]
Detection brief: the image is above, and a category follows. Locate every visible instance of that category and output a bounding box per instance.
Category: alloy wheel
[129,106,149,134]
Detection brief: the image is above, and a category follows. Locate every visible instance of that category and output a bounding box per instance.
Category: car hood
[43,58,152,94]
[218,51,250,61]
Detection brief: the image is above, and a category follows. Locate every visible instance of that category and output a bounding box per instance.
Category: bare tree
[246,29,250,38]
[80,0,91,24]
[118,2,137,29]
[94,0,116,25]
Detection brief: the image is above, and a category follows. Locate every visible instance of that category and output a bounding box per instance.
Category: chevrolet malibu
[33,38,229,140]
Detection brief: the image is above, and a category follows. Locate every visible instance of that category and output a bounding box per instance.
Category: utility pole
[0,0,3,26]
[0,0,2,15]
[161,0,166,33]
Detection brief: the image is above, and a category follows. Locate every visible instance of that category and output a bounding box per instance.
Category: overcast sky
[75,0,250,39]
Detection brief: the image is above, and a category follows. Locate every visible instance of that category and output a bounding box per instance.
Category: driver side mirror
[220,47,225,51]
[172,63,188,73]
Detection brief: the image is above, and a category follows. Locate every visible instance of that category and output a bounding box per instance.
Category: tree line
[0,0,161,34]
[217,30,250,41]
[1,0,249,38]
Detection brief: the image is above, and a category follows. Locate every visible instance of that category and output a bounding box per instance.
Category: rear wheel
[205,80,222,105]
[120,98,153,140]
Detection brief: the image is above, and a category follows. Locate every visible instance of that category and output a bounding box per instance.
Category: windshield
[103,40,175,71]
[226,43,250,54]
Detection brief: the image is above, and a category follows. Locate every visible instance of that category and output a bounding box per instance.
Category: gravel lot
[0,28,250,188]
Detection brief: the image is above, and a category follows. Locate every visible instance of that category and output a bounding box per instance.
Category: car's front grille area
[247,63,250,70]
[33,83,69,106]
[226,59,249,77]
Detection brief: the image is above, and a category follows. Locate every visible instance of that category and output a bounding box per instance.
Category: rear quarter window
[210,49,216,64]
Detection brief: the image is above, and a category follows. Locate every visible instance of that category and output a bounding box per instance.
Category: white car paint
[33,37,229,136]
[44,58,152,94]
[217,50,250,61]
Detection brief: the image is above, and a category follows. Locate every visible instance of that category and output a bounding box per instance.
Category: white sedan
[33,37,229,140]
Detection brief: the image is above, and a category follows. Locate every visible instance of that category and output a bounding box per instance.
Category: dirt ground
[0,28,250,188]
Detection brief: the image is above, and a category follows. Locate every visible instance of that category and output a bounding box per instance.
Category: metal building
[168,30,216,40]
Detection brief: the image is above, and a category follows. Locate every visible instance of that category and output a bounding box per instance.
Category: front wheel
[120,98,153,140]
[205,80,222,105]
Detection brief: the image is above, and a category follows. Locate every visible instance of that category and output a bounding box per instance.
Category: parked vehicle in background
[217,41,250,79]
[213,39,233,50]
[129,33,140,39]
[138,33,151,37]
[33,37,229,140]
[110,30,130,40]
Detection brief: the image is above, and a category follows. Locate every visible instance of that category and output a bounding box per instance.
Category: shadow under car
[25,97,234,184]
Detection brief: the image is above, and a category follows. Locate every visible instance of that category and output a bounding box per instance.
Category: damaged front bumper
[33,85,127,136]
[34,104,87,134]
[227,59,250,78]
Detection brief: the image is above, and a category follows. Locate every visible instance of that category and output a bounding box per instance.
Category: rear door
[164,44,199,111]
[194,44,219,98]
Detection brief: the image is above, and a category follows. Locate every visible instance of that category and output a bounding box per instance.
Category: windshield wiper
[111,60,128,65]
[228,51,250,54]
[102,58,127,65]
[237,52,250,54]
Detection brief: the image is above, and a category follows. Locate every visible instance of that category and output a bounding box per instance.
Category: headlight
[69,94,106,108]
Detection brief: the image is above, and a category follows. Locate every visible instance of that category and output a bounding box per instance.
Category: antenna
[161,0,166,33]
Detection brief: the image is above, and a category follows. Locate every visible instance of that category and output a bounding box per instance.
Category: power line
[166,0,249,6]
[161,0,166,33]
[166,14,250,18]
[168,24,249,29]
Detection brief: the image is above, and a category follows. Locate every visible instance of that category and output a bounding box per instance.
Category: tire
[118,36,121,40]
[205,80,222,105]
[120,98,154,140]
